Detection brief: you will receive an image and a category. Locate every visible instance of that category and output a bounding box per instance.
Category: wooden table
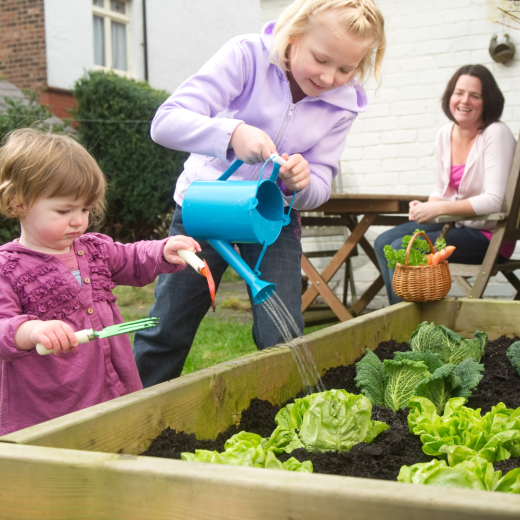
[300,194,429,322]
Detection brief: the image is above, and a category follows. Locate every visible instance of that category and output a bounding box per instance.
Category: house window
[92,0,130,73]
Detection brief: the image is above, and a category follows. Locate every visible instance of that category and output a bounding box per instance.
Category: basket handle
[404,231,435,267]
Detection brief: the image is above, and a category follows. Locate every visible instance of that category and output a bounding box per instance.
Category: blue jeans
[374,222,499,305]
[133,206,304,387]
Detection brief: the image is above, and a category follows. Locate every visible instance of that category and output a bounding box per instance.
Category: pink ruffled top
[0,233,185,436]
[450,164,514,259]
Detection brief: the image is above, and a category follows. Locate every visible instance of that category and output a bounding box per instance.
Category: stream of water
[260,292,325,395]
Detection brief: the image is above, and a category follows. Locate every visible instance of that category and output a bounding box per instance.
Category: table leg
[301,214,377,314]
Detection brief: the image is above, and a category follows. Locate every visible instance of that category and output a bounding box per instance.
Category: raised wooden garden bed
[1,299,520,519]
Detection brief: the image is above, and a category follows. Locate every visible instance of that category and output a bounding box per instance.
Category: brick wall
[261,0,520,308]
[39,87,76,120]
[0,0,47,91]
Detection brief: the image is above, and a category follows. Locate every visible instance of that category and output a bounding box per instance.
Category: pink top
[53,250,79,272]
[450,164,514,259]
[0,233,186,436]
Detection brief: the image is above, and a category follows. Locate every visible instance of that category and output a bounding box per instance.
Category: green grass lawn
[114,271,329,376]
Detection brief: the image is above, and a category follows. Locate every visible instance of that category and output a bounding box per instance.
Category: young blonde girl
[0,128,200,435]
[134,0,386,387]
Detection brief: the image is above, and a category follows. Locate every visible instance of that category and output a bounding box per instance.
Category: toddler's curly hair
[0,128,106,226]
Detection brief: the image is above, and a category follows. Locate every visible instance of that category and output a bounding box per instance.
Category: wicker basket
[392,231,452,302]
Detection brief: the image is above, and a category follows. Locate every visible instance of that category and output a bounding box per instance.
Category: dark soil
[142,336,520,479]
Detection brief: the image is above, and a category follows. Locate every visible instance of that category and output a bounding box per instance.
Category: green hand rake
[36,317,160,356]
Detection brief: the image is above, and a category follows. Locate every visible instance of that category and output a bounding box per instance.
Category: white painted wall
[44,0,94,90]
[146,0,263,92]
[260,0,520,308]
[44,0,262,92]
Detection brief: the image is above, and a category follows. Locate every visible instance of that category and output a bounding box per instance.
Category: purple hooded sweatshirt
[151,22,369,211]
[0,233,185,435]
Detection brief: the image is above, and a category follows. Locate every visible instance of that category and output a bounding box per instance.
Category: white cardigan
[431,121,516,230]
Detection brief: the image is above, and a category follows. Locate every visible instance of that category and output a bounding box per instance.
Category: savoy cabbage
[409,322,487,364]
[355,348,484,413]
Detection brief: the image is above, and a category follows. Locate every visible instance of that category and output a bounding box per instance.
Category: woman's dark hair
[441,64,504,130]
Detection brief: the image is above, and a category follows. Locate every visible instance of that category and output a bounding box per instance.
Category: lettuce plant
[355,349,484,413]
[398,457,520,493]
[409,322,487,364]
[274,390,389,453]
[408,397,520,464]
[181,431,313,472]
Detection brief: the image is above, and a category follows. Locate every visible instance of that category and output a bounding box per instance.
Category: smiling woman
[374,64,517,305]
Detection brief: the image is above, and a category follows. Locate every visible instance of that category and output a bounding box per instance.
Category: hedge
[73,71,187,240]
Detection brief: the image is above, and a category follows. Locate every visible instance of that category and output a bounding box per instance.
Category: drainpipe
[142,0,149,81]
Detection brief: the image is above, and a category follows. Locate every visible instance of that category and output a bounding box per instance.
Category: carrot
[425,253,433,265]
[438,245,456,263]
[431,252,442,265]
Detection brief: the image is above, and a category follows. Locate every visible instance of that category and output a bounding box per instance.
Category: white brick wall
[261,0,520,308]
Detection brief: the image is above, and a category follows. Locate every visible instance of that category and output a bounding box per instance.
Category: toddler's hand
[29,320,78,356]
[230,123,277,164]
[163,235,201,265]
[278,153,311,192]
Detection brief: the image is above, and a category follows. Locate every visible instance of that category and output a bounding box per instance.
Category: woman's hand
[409,201,445,223]
[278,153,311,192]
[230,123,277,164]
[16,320,79,355]
[163,235,201,265]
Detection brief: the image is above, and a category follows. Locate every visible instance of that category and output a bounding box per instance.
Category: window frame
[92,0,132,76]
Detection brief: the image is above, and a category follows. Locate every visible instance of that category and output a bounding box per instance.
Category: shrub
[0,90,64,245]
[72,71,187,241]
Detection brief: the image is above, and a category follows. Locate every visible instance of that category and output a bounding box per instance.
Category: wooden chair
[427,131,520,299]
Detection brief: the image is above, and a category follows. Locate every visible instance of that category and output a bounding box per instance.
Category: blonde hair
[0,128,106,226]
[271,0,386,84]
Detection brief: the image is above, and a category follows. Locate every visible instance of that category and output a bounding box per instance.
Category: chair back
[502,131,520,236]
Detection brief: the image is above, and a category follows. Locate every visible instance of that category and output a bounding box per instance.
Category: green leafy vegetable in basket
[407,397,520,464]
[355,349,484,413]
[274,389,389,453]
[398,457,520,493]
[410,321,488,364]
[383,229,447,268]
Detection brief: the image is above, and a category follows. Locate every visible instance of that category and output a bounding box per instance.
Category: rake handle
[36,329,93,356]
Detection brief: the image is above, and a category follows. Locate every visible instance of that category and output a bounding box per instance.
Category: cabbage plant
[410,322,487,364]
[355,349,484,413]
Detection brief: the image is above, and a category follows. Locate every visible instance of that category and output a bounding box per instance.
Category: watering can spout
[208,239,275,304]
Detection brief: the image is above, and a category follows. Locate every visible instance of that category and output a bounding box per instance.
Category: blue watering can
[182,154,296,304]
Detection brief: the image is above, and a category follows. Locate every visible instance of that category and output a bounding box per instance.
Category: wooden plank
[301,215,377,311]
[453,299,520,339]
[0,304,421,453]
[350,275,384,316]
[0,442,517,520]
[300,216,350,227]
[318,199,399,213]
[372,215,410,226]
[300,255,353,321]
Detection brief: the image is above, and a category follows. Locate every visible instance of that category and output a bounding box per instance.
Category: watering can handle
[217,160,244,181]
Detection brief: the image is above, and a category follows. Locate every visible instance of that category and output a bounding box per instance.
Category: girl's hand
[409,201,445,223]
[28,320,78,355]
[230,124,277,164]
[278,153,311,192]
[163,235,201,265]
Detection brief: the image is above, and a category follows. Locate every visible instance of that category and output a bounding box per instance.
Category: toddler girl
[0,128,200,435]
[134,0,386,387]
